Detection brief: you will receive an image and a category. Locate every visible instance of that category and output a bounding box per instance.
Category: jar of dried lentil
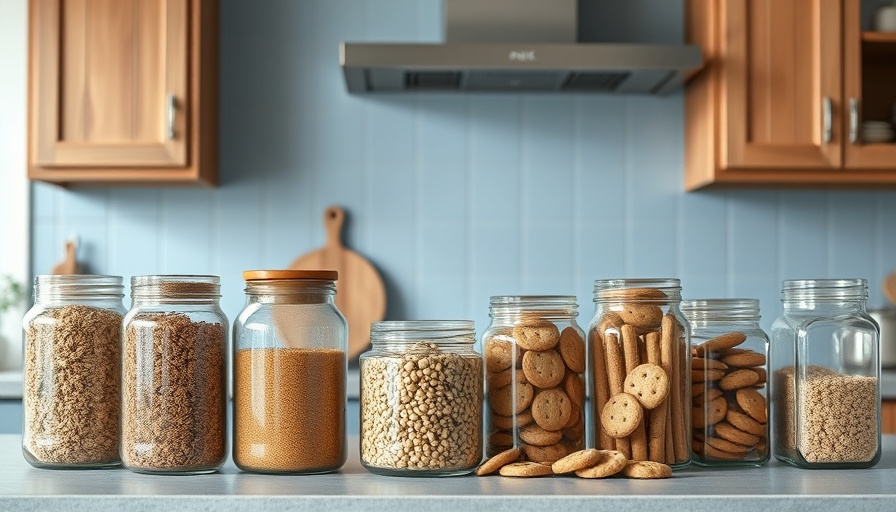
[771,279,880,469]
[22,275,125,469]
[360,320,482,476]
[681,298,769,467]
[588,279,690,468]
[483,296,587,465]
[121,275,228,475]
[233,270,347,474]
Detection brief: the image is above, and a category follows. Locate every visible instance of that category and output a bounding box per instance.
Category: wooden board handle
[324,206,345,249]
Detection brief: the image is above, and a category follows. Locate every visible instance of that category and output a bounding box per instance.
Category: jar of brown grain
[232,270,347,474]
[22,275,125,469]
[121,275,228,475]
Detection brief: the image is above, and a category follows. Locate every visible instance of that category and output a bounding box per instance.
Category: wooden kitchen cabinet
[885,400,896,434]
[28,0,218,186]
[685,0,896,190]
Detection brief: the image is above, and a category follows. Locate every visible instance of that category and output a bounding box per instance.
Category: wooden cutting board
[290,206,386,360]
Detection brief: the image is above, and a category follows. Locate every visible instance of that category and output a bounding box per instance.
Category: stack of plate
[862,121,895,143]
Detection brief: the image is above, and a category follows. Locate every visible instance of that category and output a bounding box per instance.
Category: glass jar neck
[781,279,868,312]
[33,275,124,304]
[592,278,681,303]
[489,296,578,323]
[369,320,475,351]
[681,298,760,327]
[244,279,336,305]
[130,275,221,306]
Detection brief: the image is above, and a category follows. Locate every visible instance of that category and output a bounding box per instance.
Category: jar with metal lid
[232,270,347,474]
[121,275,228,475]
[483,296,587,465]
[22,275,125,469]
[588,279,690,468]
[681,298,769,467]
[360,320,482,476]
[771,278,880,469]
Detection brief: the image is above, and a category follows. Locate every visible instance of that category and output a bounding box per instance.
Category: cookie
[692,395,727,428]
[691,357,729,370]
[485,338,517,373]
[552,448,603,474]
[597,312,625,337]
[705,436,749,454]
[488,367,527,390]
[602,287,669,300]
[735,388,768,423]
[476,448,521,476]
[489,381,534,416]
[618,304,664,329]
[499,461,554,477]
[753,367,767,384]
[713,421,761,446]
[522,349,566,388]
[726,409,766,437]
[531,388,573,431]
[620,460,672,479]
[557,327,586,373]
[522,442,568,464]
[719,369,760,390]
[488,430,514,449]
[703,443,744,460]
[574,450,627,479]
[693,388,723,405]
[721,351,766,368]
[694,332,746,356]
[563,371,585,407]
[562,410,585,443]
[492,409,533,430]
[520,424,564,446]
[601,392,644,438]
[623,363,670,410]
[691,368,726,382]
[513,321,560,351]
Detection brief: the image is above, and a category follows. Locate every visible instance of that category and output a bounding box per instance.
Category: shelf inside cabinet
[862,31,896,44]
[861,32,896,127]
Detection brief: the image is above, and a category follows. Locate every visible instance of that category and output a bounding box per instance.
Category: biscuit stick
[645,331,666,463]
[664,314,688,462]
[660,317,675,464]
[621,324,648,460]
[591,328,614,450]
[604,332,630,458]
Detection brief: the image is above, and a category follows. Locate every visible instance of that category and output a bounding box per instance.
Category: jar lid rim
[243,269,338,281]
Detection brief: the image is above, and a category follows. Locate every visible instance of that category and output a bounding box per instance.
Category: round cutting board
[290,206,386,360]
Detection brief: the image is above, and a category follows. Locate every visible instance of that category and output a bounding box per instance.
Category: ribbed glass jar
[232,270,347,474]
[482,296,587,465]
[22,275,125,469]
[360,321,482,476]
[588,279,690,468]
[681,298,769,467]
[120,275,228,475]
[771,279,880,469]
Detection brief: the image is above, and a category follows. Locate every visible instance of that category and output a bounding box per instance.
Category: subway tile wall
[30,0,896,338]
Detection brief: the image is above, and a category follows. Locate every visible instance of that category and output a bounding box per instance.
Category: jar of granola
[482,296,587,465]
[22,275,125,469]
[771,279,880,469]
[681,298,769,466]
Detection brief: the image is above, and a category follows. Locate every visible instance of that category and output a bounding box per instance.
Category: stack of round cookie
[476,447,672,479]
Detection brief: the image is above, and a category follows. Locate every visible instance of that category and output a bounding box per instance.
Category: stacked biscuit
[691,332,768,462]
[590,288,689,464]
[484,318,586,464]
[476,447,672,479]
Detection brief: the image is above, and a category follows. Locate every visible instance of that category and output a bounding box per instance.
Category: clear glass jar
[681,299,769,467]
[588,279,690,468]
[232,270,347,474]
[121,275,228,475]
[482,296,587,464]
[771,279,880,469]
[360,320,482,476]
[22,275,125,469]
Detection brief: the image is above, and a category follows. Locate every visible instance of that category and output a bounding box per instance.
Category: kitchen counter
[1,435,895,512]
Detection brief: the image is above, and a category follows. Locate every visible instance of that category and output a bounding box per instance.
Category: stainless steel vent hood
[341,0,702,95]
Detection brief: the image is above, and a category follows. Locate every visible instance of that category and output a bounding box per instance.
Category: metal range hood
[341,0,702,95]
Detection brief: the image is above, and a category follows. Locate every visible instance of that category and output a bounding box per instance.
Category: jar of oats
[121,275,228,475]
[22,275,125,469]
[483,296,587,465]
[681,298,769,467]
[771,279,880,469]
[232,270,347,474]
[588,279,690,468]
[360,320,482,476]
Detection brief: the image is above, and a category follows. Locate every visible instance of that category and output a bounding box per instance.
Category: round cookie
[735,388,768,423]
[513,321,560,351]
[618,304,663,329]
[492,409,533,430]
[488,367,528,389]
[703,443,744,460]
[522,443,568,464]
[600,392,644,438]
[692,395,727,428]
[499,461,554,477]
[489,381,534,416]
[726,409,766,437]
[531,388,573,431]
[557,327,586,373]
[574,450,627,479]
[476,448,521,476]
[694,332,746,356]
[488,430,514,449]
[719,369,760,390]
[563,372,585,407]
[623,363,670,410]
[705,436,749,454]
[692,368,726,382]
[597,312,625,336]
[721,351,766,367]
[693,388,723,405]
[620,460,672,479]
[520,424,564,447]
[691,357,728,370]
[713,421,761,446]
[485,338,517,373]
[522,349,565,388]
[552,449,603,474]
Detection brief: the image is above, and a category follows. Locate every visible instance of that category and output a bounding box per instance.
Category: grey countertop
[1,435,895,512]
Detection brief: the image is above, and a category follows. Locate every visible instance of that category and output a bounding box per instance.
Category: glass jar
[360,321,482,476]
[771,279,880,469]
[482,296,587,464]
[22,275,125,469]
[121,275,228,475]
[588,279,690,468]
[232,270,347,474]
[681,299,769,467]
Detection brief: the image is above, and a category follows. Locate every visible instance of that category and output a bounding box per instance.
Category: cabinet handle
[822,97,832,143]
[849,97,860,144]
[166,94,176,139]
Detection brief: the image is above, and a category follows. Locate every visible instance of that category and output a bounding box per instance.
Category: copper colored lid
[242,270,338,281]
